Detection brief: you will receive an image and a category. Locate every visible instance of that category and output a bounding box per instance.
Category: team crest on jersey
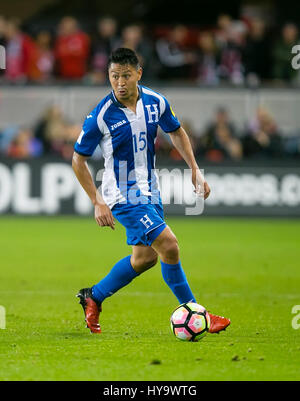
[111,120,126,131]
[145,104,159,123]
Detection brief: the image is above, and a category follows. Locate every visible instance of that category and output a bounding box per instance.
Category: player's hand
[202,181,211,200]
[94,203,115,230]
[192,168,211,200]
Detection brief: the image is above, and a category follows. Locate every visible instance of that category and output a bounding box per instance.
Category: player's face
[109,63,142,101]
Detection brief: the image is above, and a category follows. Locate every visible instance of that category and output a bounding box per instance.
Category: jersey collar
[110,85,142,108]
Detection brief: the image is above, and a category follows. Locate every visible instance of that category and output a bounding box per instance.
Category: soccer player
[72,48,230,334]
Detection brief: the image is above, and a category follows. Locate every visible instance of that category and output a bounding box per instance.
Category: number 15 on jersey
[133,132,146,153]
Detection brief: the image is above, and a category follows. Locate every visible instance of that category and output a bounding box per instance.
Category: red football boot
[76,288,102,334]
[208,312,231,334]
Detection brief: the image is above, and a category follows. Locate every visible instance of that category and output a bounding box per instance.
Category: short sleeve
[74,108,103,157]
[158,97,181,133]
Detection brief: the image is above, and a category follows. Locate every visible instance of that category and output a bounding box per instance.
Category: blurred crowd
[1,103,299,162]
[0,13,300,86]
[0,105,80,160]
[157,106,300,162]
[1,11,300,162]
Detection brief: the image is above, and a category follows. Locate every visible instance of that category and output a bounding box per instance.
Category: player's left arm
[168,126,211,199]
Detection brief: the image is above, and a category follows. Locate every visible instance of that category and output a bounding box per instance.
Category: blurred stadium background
[1,0,300,217]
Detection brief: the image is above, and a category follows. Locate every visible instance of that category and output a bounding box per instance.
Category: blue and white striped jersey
[74,85,180,208]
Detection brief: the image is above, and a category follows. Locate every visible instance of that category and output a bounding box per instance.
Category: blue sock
[161,260,196,304]
[92,255,139,304]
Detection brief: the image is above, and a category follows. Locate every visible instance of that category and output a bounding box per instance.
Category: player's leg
[92,245,157,301]
[77,245,157,334]
[131,245,158,273]
[91,256,137,304]
[151,226,231,333]
[150,225,196,304]
[77,199,163,334]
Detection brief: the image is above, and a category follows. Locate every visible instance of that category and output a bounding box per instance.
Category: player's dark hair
[108,48,140,69]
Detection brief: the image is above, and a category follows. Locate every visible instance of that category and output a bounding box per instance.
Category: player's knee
[132,255,158,271]
[145,255,158,268]
[163,238,179,261]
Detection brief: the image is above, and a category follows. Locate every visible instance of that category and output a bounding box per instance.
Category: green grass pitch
[0,217,300,381]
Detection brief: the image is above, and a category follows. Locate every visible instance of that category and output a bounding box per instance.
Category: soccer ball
[170,302,210,342]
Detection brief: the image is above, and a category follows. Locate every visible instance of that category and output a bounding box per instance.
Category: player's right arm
[72,107,115,230]
[72,152,115,229]
[158,96,210,200]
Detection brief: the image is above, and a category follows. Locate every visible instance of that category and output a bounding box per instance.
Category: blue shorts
[111,197,167,246]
